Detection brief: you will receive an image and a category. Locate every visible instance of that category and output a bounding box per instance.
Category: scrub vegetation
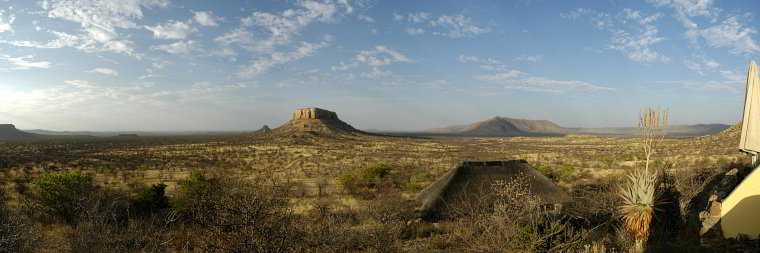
[0,120,752,252]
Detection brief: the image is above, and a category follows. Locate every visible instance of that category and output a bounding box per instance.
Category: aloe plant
[619,169,665,252]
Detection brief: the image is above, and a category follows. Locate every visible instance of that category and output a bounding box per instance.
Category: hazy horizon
[1,0,759,131]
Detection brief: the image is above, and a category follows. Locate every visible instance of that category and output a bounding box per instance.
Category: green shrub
[32,171,96,225]
[129,183,170,217]
[338,163,393,192]
[173,171,221,220]
[359,163,392,181]
[536,164,577,183]
[402,171,431,193]
[337,172,357,193]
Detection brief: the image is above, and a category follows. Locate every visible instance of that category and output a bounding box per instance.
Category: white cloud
[700,14,760,53]
[0,9,15,33]
[0,80,249,116]
[408,12,431,23]
[458,54,506,71]
[145,20,198,39]
[559,8,594,19]
[238,41,328,78]
[355,45,413,67]
[64,80,98,88]
[703,59,720,68]
[0,54,52,70]
[406,27,425,35]
[193,10,219,26]
[565,8,668,63]
[152,40,196,54]
[222,0,352,53]
[648,0,758,53]
[331,61,359,71]
[514,55,543,62]
[460,54,612,93]
[394,12,489,38]
[361,67,391,78]
[458,55,480,62]
[87,68,119,76]
[476,70,614,93]
[683,60,704,75]
[331,45,413,78]
[40,0,170,55]
[358,14,374,22]
[430,14,490,38]
[392,12,431,23]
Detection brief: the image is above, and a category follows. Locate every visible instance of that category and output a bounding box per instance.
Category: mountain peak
[426,117,567,137]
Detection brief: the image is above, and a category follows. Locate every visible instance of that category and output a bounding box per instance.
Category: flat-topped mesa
[0,124,16,130]
[270,107,370,136]
[292,108,338,120]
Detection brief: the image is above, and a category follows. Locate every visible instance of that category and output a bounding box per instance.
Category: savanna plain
[0,123,751,252]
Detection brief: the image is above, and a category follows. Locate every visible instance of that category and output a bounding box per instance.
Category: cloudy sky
[0,0,758,131]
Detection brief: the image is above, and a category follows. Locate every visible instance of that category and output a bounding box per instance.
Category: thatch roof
[415,160,570,219]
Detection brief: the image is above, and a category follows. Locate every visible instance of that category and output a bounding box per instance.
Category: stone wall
[292,108,338,120]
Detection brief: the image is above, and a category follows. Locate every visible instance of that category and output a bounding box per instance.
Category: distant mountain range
[567,124,732,136]
[419,118,732,137]
[0,124,39,139]
[426,117,568,136]
[2,116,734,141]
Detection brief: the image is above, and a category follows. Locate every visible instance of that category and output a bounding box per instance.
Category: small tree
[32,171,97,226]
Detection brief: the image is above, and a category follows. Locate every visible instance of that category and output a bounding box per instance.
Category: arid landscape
[2,0,759,252]
[0,108,755,252]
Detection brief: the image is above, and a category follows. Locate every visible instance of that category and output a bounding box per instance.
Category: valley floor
[0,128,751,252]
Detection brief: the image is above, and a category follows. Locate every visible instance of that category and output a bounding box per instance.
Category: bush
[338,163,393,192]
[68,191,173,253]
[358,163,392,182]
[402,171,431,193]
[452,176,588,252]
[129,183,170,217]
[31,171,96,225]
[516,215,588,253]
[0,186,39,253]
[173,173,305,252]
[537,164,577,183]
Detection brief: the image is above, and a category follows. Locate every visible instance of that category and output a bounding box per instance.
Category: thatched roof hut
[415,160,570,219]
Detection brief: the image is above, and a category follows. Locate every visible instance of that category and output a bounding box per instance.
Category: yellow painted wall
[721,167,760,239]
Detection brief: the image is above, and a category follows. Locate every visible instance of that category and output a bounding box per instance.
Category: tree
[32,171,96,226]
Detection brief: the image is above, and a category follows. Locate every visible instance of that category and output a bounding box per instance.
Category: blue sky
[0,0,758,131]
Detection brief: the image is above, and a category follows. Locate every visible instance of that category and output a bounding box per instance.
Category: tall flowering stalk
[619,106,668,252]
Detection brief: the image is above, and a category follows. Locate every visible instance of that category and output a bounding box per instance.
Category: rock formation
[292,108,338,120]
[254,125,271,133]
[272,108,367,136]
[0,124,38,139]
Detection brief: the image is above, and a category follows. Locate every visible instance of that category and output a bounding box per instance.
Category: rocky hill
[271,108,370,137]
[253,125,271,133]
[0,124,39,140]
[426,117,568,137]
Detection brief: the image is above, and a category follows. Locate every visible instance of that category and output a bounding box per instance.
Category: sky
[0,0,759,131]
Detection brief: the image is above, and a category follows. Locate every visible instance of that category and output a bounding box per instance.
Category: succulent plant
[619,169,665,246]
